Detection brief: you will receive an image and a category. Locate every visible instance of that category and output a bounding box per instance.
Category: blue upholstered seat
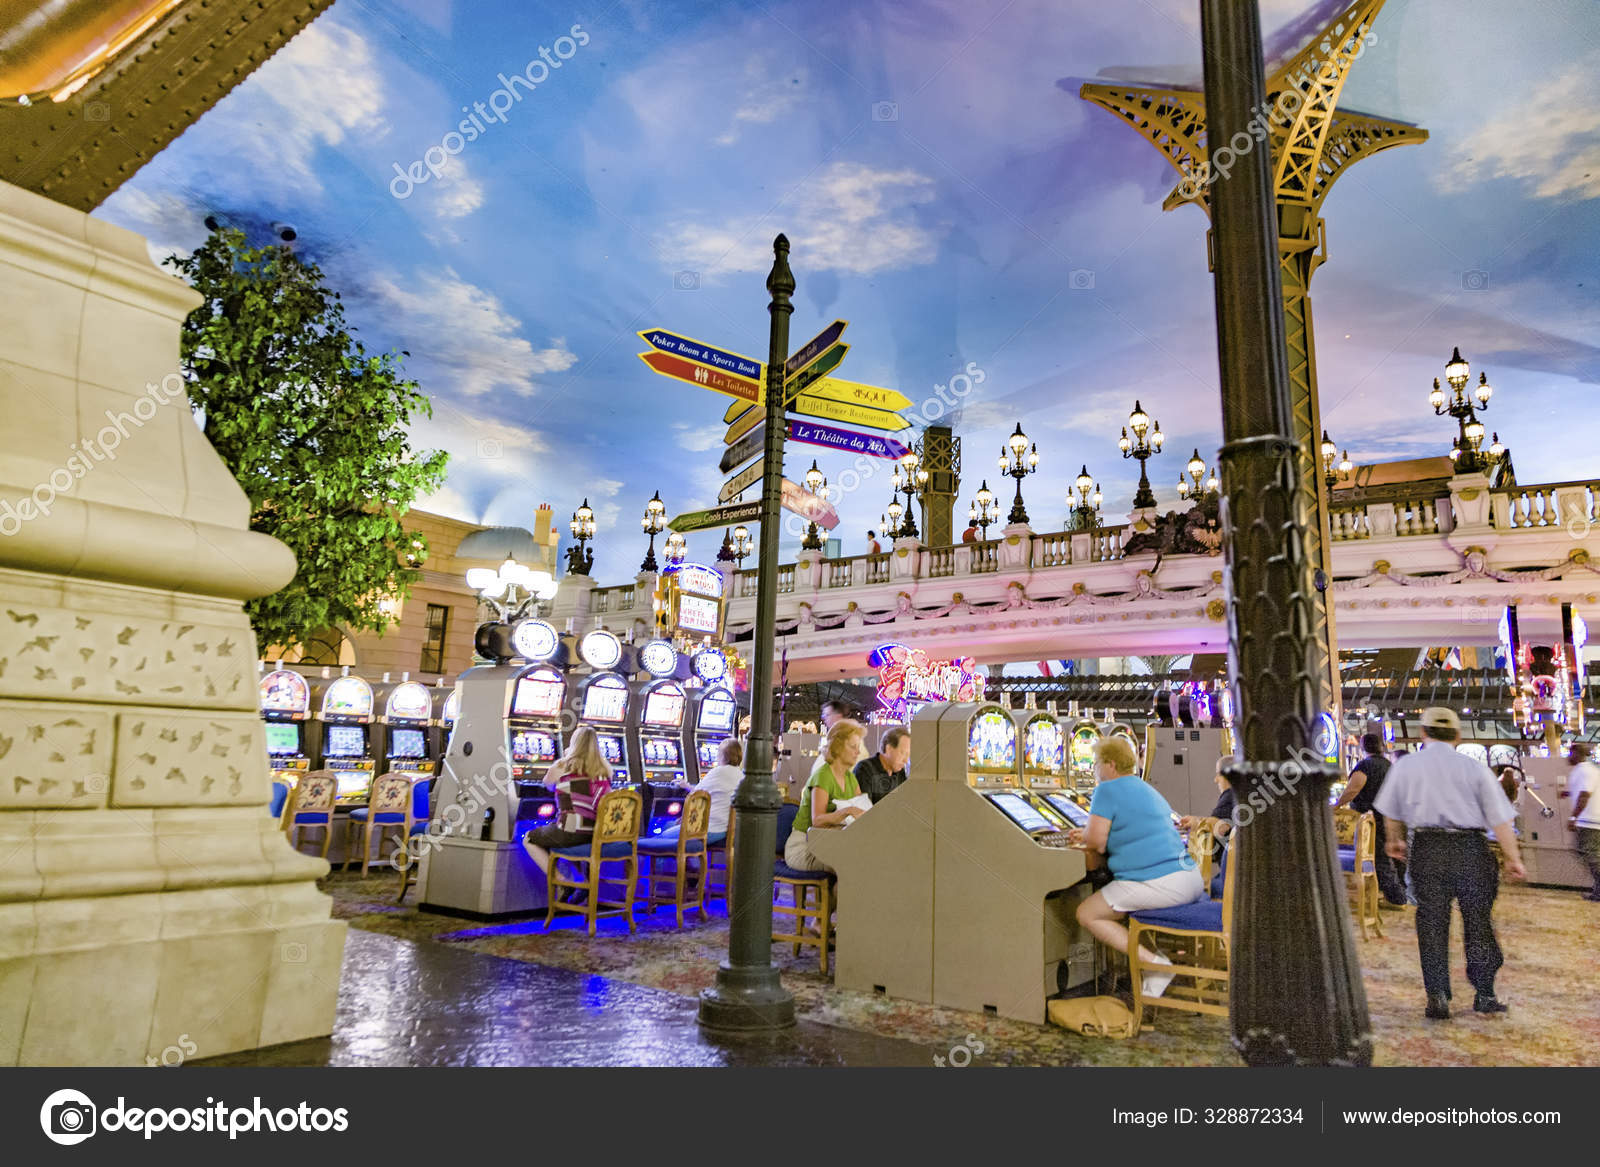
[775,860,829,880]
[1338,845,1355,873]
[638,836,705,855]
[1129,897,1223,932]
[707,831,727,845]
[294,809,331,824]
[774,802,799,855]
[552,840,634,859]
[348,806,404,824]
[269,781,290,819]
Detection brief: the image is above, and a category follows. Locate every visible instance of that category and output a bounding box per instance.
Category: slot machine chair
[394,779,436,903]
[637,790,712,926]
[704,809,735,908]
[1335,810,1383,940]
[772,802,834,973]
[345,772,419,876]
[1126,831,1238,1035]
[282,771,339,859]
[545,789,643,936]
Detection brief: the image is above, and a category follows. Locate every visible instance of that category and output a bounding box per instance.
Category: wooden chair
[1186,821,1215,893]
[283,770,337,859]
[545,789,642,936]
[1338,810,1383,940]
[704,808,735,908]
[772,801,834,973]
[638,790,712,926]
[1126,830,1238,1034]
[393,778,435,903]
[345,772,414,875]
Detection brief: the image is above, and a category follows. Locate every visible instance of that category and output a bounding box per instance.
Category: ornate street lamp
[1431,346,1500,474]
[1177,448,1222,501]
[801,460,828,550]
[731,524,754,568]
[1118,399,1164,509]
[969,479,999,539]
[998,422,1038,525]
[1069,464,1103,529]
[883,491,906,540]
[566,498,596,575]
[639,490,666,572]
[891,449,930,539]
[1318,431,1353,488]
[663,530,687,566]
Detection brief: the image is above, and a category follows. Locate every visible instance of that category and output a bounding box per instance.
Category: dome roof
[455,525,540,562]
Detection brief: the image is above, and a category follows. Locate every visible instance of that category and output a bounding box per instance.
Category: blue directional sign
[788,418,910,461]
[785,319,848,379]
[638,329,763,383]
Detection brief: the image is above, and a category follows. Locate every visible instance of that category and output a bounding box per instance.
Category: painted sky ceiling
[97,0,1600,579]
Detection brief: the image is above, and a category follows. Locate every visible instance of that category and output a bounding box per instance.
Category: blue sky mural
[97,0,1600,581]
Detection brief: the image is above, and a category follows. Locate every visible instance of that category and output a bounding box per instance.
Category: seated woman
[1069,736,1204,999]
[1177,756,1235,894]
[522,725,613,874]
[658,738,743,843]
[784,719,869,873]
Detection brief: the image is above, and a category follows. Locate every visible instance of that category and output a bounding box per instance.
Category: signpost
[787,418,909,461]
[666,499,762,534]
[723,397,755,425]
[785,342,847,399]
[802,376,912,413]
[718,421,780,474]
[724,406,766,446]
[718,460,764,502]
[789,394,911,432]
[780,477,839,529]
[784,318,848,378]
[638,328,763,382]
[639,350,762,404]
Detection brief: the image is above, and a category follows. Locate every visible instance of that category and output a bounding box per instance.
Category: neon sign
[869,643,982,719]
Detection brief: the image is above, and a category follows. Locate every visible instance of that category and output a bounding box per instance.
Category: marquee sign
[868,643,982,719]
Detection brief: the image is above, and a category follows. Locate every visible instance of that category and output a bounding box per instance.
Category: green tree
[168,228,449,653]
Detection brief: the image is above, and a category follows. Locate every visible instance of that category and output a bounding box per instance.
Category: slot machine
[259,667,312,787]
[812,702,1093,1023]
[689,684,739,783]
[506,663,565,829]
[1015,707,1083,831]
[571,629,634,785]
[312,673,376,804]
[1065,719,1102,793]
[436,684,461,759]
[634,679,689,835]
[375,678,436,778]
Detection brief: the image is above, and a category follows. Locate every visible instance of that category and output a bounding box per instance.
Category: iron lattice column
[1203,0,1371,1066]
[918,425,961,546]
[1081,0,1428,716]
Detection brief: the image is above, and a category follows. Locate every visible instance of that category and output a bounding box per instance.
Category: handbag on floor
[1047,996,1136,1039]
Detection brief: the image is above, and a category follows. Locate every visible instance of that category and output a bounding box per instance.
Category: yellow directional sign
[724,405,767,445]
[802,377,913,413]
[723,397,755,424]
[789,395,910,432]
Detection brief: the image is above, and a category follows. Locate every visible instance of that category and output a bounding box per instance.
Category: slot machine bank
[809,702,1094,1024]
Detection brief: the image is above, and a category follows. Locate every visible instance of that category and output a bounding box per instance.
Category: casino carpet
[322,871,1599,1067]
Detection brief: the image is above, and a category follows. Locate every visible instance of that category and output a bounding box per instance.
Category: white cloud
[657,162,944,278]
[671,422,725,453]
[97,187,212,268]
[365,268,576,397]
[428,158,487,221]
[714,61,808,146]
[1445,56,1600,200]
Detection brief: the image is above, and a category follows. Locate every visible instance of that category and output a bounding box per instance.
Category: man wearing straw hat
[1376,707,1525,1021]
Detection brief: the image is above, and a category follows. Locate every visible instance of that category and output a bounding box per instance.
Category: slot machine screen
[698,742,719,769]
[511,730,558,764]
[323,677,373,718]
[699,690,737,732]
[643,687,687,727]
[677,595,721,636]
[597,734,625,765]
[389,728,426,758]
[1045,793,1090,828]
[324,725,366,757]
[264,723,301,756]
[512,672,565,717]
[988,791,1052,833]
[582,679,629,723]
[1023,719,1064,773]
[1070,726,1098,771]
[967,710,1017,772]
[386,683,432,721]
[259,670,309,714]
[643,738,682,767]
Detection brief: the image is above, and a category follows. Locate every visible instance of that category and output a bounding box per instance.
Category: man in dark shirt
[1337,732,1405,905]
[855,726,911,804]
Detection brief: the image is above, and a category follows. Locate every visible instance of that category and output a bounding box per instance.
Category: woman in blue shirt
[1068,736,1204,998]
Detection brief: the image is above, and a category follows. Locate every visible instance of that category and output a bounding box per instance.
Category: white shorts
[1101,867,1205,914]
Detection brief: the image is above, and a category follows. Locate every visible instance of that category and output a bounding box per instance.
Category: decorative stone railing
[1494,480,1598,532]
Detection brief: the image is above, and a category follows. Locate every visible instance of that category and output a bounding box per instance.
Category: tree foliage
[168,229,449,653]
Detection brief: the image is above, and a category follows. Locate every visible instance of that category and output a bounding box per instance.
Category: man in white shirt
[1375,707,1524,1020]
[1567,743,1600,901]
[659,738,742,841]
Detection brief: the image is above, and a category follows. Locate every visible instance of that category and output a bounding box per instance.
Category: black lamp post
[1430,347,1499,474]
[998,423,1038,525]
[800,460,827,550]
[891,450,928,539]
[639,490,665,572]
[566,498,595,575]
[969,479,998,539]
[1069,464,1103,530]
[1118,401,1164,509]
[882,491,906,540]
[1318,432,1352,489]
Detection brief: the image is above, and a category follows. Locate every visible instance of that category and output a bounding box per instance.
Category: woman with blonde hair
[1068,735,1202,1000]
[522,724,614,874]
[784,718,870,872]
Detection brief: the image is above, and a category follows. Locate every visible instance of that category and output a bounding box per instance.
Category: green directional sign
[666,500,763,534]
[785,342,847,401]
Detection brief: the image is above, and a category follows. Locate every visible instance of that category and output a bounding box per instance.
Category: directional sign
[786,342,848,400]
[719,460,764,502]
[785,319,848,379]
[718,422,776,475]
[781,478,839,530]
[723,397,756,424]
[788,418,910,461]
[725,405,767,445]
[638,329,763,382]
[803,376,913,413]
[667,500,763,534]
[790,394,910,432]
[639,351,762,404]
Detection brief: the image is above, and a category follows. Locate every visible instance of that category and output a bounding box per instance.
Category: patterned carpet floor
[321,869,1599,1067]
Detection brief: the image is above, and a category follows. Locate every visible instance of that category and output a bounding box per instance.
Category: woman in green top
[785,719,868,871]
